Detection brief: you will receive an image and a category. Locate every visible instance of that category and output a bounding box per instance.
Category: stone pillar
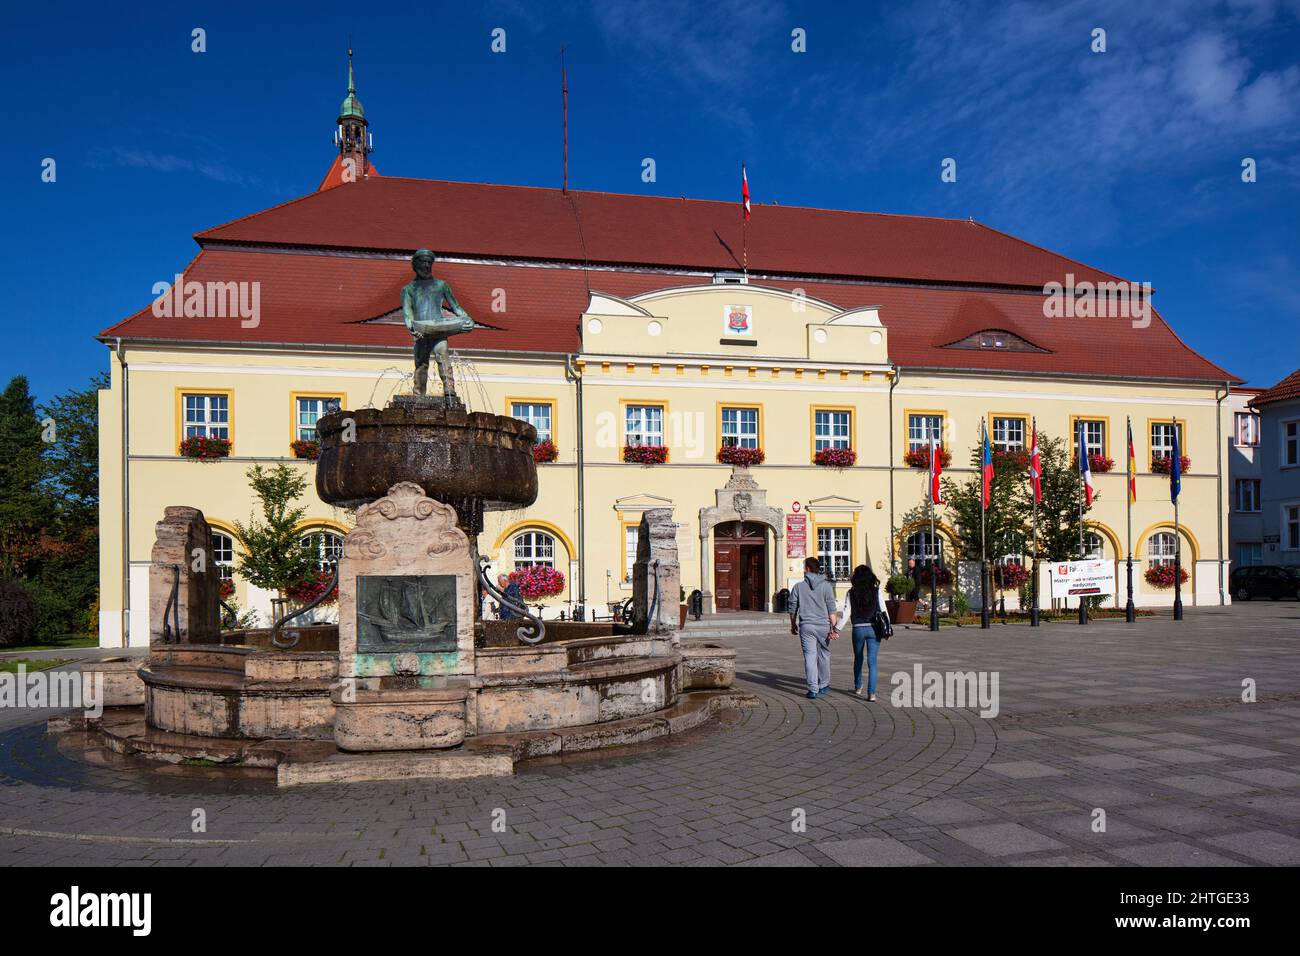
[633,508,680,635]
[698,527,713,614]
[148,506,221,646]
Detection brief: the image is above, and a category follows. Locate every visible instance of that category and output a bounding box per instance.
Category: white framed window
[907,414,942,452]
[1082,532,1104,559]
[992,416,1026,452]
[295,396,339,442]
[623,525,640,583]
[624,405,664,447]
[513,530,556,568]
[1236,479,1261,513]
[1287,505,1300,551]
[814,409,852,452]
[299,529,343,573]
[1285,421,1299,467]
[1151,421,1183,460]
[1235,412,1259,446]
[1074,419,1105,457]
[212,532,234,581]
[721,406,759,449]
[183,393,229,440]
[906,531,944,563]
[1237,543,1262,567]
[816,526,851,582]
[511,401,554,443]
[1148,531,1178,567]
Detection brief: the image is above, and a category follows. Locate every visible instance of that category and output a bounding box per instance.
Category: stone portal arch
[698,466,784,613]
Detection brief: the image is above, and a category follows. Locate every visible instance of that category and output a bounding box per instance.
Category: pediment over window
[614,493,674,512]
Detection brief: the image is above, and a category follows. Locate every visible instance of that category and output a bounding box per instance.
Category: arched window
[212,532,235,580]
[1148,531,1178,567]
[513,531,556,568]
[299,529,344,573]
[1082,532,1104,559]
[906,531,944,564]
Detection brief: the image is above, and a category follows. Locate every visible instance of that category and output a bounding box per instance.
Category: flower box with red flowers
[179,436,232,460]
[623,444,669,465]
[290,439,320,460]
[1150,454,1191,475]
[993,449,1030,471]
[917,565,953,587]
[814,447,857,468]
[717,445,765,466]
[532,439,559,464]
[1144,564,1189,589]
[994,562,1029,589]
[1073,452,1114,473]
[903,446,951,469]
[509,564,566,600]
[218,579,235,601]
[285,568,339,606]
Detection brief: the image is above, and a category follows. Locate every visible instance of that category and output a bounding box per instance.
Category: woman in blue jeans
[840,565,887,700]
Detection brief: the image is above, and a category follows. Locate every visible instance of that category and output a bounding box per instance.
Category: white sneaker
[867,693,877,702]
[853,686,862,696]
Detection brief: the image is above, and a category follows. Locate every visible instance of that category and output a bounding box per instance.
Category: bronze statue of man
[401,249,474,399]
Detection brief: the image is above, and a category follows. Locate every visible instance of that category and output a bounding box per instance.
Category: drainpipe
[1217,380,1230,605]
[115,338,130,647]
[888,363,901,570]
[565,354,586,616]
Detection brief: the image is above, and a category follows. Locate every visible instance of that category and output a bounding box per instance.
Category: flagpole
[741,162,749,278]
[1078,435,1088,626]
[1173,416,1184,621]
[980,418,990,630]
[1030,418,1040,627]
[929,432,940,632]
[1125,416,1136,623]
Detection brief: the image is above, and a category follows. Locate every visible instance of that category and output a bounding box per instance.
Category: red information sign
[786,513,807,559]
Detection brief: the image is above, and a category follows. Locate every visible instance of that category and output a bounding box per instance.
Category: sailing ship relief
[356,574,458,653]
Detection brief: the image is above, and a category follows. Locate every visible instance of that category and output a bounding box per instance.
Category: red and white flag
[741,164,751,221]
[1029,428,1043,504]
[929,434,943,504]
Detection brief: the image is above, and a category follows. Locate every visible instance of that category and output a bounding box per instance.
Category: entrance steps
[681,611,790,639]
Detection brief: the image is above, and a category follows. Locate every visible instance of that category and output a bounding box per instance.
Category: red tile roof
[195,177,1130,289]
[1249,368,1300,407]
[98,247,1237,382]
[316,156,381,192]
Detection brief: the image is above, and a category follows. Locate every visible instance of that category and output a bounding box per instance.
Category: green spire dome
[338,49,365,121]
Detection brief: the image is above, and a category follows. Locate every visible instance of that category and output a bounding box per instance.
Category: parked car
[1230,565,1300,601]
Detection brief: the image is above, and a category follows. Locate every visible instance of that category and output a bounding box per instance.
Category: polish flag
[1078,430,1094,506]
[929,434,942,504]
[1029,429,1043,505]
[742,164,751,221]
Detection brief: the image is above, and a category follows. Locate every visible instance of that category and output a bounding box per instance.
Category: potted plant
[509,565,566,602]
[179,435,232,460]
[623,444,669,465]
[993,448,1030,471]
[1144,564,1189,589]
[903,446,951,469]
[1150,454,1191,474]
[679,585,688,628]
[290,439,320,460]
[885,573,916,625]
[532,439,559,463]
[814,447,857,468]
[717,445,765,466]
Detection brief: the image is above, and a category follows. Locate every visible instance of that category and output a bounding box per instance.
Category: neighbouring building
[95,62,1244,646]
[1227,388,1264,570]
[1250,369,1300,569]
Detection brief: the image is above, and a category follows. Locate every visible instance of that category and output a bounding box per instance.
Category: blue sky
[4,0,1298,403]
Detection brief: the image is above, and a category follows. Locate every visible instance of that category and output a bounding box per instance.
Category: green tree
[1028,432,1096,561]
[939,442,1029,565]
[0,376,51,578]
[233,463,315,594]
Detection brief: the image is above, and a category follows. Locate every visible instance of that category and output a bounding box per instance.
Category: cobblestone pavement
[2,603,1298,866]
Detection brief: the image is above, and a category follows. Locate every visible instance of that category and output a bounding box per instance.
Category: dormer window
[979,332,1007,349]
[713,271,748,285]
[946,329,1046,353]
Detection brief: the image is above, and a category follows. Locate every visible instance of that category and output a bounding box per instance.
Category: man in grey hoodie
[788,556,840,699]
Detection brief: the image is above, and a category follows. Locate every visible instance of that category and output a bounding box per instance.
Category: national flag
[1078,430,1094,506]
[741,164,751,221]
[929,433,943,504]
[1126,419,1137,504]
[1170,420,1182,503]
[981,425,994,509]
[1029,428,1042,505]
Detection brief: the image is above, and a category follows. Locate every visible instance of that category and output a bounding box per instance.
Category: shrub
[532,439,559,464]
[623,444,668,465]
[1150,454,1191,474]
[1145,564,1189,589]
[717,445,765,466]
[285,568,338,606]
[886,573,914,597]
[290,439,320,460]
[903,446,951,469]
[509,565,566,600]
[814,447,856,468]
[179,435,232,460]
[0,578,37,646]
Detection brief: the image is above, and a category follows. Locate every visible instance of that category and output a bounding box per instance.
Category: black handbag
[872,609,893,640]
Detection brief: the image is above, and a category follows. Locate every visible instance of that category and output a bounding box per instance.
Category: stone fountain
[73,252,750,786]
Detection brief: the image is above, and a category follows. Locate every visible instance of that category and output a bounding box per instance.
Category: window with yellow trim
[720,406,760,449]
[511,401,554,442]
[1074,418,1106,457]
[992,416,1026,452]
[907,413,942,452]
[182,393,229,440]
[295,396,341,442]
[816,526,852,582]
[813,409,851,452]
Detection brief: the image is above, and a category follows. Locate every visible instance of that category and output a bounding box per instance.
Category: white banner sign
[1048,559,1115,598]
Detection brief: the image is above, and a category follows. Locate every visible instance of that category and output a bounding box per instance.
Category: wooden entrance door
[713,522,767,611]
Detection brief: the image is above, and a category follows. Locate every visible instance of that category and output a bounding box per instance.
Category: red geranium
[1150,454,1191,474]
[994,449,1030,471]
[179,436,232,460]
[904,446,951,469]
[814,447,857,468]
[290,439,320,460]
[533,439,559,463]
[1145,564,1189,589]
[509,564,566,599]
[285,568,338,606]
[218,578,235,600]
[994,562,1029,590]
[623,444,669,464]
[717,445,765,466]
